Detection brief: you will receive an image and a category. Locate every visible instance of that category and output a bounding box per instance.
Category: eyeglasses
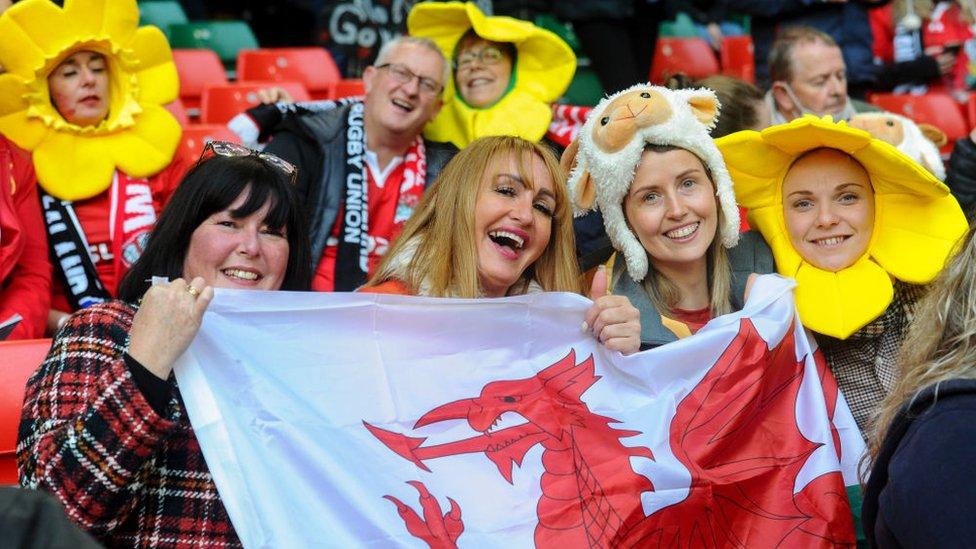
[454,46,505,70]
[375,63,443,96]
[198,141,298,185]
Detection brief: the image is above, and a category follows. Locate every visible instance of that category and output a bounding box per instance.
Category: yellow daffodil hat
[716,115,967,339]
[407,1,576,148]
[0,0,181,201]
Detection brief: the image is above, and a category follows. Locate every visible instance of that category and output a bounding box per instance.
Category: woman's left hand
[584,267,641,355]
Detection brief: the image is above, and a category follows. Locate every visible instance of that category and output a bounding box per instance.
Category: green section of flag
[848,484,865,548]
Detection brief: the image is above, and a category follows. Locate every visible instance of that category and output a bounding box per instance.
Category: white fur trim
[567,83,740,282]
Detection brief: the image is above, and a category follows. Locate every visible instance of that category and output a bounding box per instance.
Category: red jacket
[0,136,50,339]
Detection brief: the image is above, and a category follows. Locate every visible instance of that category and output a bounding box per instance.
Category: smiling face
[454,36,513,108]
[363,42,445,139]
[47,50,110,126]
[473,151,556,297]
[182,191,290,291]
[782,149,875,272]
[624,148,718,277]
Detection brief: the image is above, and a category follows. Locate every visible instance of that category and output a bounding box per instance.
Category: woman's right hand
[127,277,214,380]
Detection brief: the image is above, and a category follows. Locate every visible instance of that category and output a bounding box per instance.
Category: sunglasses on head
[198,141,298,185]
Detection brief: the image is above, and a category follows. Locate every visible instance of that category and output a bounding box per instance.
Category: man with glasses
[262,36,457,292]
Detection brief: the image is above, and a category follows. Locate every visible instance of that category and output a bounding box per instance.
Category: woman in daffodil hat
[407,1,576,148]
[716,114,967,434]
[0,0,186,332]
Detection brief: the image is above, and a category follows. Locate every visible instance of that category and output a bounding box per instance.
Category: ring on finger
[187,285,201,298]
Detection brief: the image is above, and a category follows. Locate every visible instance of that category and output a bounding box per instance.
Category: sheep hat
[562,83,739,282]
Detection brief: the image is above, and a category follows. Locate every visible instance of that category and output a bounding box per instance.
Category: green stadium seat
[533,13,581,53]
[138,1,187,38]
[169,21,259,73]
[658,12,699,38]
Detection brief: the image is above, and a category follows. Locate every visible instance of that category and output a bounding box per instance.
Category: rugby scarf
[335,101,426,291]
[40,171,155,309]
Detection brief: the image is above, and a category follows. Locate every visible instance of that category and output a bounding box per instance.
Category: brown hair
[366,135,581,297]
[768,26,839,83]
[666,73,766,137]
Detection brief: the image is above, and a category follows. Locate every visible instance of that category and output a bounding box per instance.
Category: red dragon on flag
[364,319,856,548]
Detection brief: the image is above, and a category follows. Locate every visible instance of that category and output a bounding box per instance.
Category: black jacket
[862,378,976,548]
[264,103,457,268]
[945,136,976,220]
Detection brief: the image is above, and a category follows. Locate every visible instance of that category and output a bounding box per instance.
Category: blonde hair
[624,145,733,317]
[868,224,975,461]
[367,135,581,297]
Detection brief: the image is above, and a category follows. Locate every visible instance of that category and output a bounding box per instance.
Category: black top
[862,378,976,548]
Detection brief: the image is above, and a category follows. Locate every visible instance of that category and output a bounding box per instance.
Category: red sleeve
[149,152,192,212]
[869,4,894,62]
[0,147,51,339]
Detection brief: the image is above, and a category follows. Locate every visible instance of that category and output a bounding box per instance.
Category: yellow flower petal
[109,104,181,178]
[0,0,67,77]
[871,193,967,283]
[63,0,138,46]
[127,26,178,105]
[34,131,116,200]
[794,259,893,339]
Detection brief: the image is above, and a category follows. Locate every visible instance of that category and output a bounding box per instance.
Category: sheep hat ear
[567,83,740,282]
[561,137,596,213]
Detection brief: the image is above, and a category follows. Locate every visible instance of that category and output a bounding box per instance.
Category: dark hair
[452,29,517,72]
[117,155,312,301]
[768,26,838,83]
[666,73,765,137]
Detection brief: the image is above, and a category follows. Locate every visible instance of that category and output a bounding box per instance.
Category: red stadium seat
[868,92,969,154]
[200,82,310,125]
[720,36,755,84]
[0,339,51,485]
[165,97,190,127]
[178,124,241,159]
[649,38,720,84]
[237,48,341,100]
[333,79,365,99]
[172,49,229,117]
[966,94,976,131]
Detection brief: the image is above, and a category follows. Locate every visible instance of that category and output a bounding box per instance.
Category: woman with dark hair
[17,145,311,548]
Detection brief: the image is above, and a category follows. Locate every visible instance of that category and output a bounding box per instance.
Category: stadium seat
[650,37,720,83]
[658,12,699,38]
[169,21,259,73]
[179,124,240,159]
[138,0,187,38]
[966,94,976,131]
[200,82,310,124]
[333,79,365,99]
[237,48,341,100]
[164,97,190,127]
[0,339,51,485]
[720,35,755,84]
[172,49,229,117]
[868,92,969,154]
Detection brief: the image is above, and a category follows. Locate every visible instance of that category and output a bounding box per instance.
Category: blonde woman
[562,85,774,348]
[861,223,976,547]
[363,135,641,354]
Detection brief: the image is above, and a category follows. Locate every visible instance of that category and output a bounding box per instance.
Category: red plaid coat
[17,301,242,548]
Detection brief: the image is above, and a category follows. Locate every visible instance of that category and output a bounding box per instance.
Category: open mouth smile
[221,268,262,282]
[809,235,851,248]
[664,221,700,241]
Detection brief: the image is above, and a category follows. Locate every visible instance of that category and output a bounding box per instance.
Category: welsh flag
[175,274,865,547]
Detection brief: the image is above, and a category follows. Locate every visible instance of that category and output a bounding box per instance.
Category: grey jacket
[264,103,458,267]
[612,231,775,349]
